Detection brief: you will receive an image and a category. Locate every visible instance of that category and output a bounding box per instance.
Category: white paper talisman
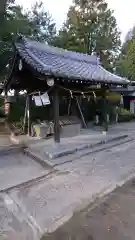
[34,96,42,106]
[41,92,50,105]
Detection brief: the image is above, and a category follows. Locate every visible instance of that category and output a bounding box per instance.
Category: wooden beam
[27,94,32,136]
[53,86,60,143]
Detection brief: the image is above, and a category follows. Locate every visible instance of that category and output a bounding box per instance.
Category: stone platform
[26,131,129,166]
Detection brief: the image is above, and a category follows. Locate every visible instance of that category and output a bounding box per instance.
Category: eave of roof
[13,37,129,86]
[110,88,134,93]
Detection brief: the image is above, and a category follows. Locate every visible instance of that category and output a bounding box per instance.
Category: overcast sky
[16,0,135,41]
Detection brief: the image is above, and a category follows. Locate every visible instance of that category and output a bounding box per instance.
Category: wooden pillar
[53,86,60,143]
[27,94,32,136]
[102,90,108,132]
[116,106,119,123]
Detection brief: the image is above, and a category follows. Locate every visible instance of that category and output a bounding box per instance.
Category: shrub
[118,107,135,122]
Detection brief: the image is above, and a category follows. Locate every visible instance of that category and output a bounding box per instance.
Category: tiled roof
[15,37,129,85]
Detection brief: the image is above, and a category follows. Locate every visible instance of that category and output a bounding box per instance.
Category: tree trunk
[0,0,6,15]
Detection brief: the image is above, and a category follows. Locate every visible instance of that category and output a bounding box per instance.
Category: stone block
[61,124,81,138]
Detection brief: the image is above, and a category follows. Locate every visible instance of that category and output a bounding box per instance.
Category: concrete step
[74,136,133,158]
[25,135,133,168]
[52,136,134,167]
[42,134,129,160]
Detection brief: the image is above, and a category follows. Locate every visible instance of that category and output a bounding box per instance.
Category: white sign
[41,92,50,105]
[34,96,42,106]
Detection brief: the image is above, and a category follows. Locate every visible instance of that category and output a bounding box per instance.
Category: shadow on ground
[42,178,135,240]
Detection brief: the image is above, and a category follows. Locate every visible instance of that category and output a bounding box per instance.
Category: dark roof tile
[15,37,129,85]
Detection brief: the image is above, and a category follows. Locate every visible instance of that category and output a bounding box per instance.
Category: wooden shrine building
[4,36,129,143]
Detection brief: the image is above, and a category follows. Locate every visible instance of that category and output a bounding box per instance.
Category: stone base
[33,134,128,160]
[61,124,81,138]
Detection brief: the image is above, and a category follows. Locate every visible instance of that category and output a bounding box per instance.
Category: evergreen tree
[52,0,121,71]
[116,40,135,81]
[0,1,56,80]
[115,25,135,80]
[28,1,56,43]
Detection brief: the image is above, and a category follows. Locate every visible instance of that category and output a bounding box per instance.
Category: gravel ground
[1,122,135,239]
[42,178,135,240]
[0,152,50,190]
[7,140,135,237]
